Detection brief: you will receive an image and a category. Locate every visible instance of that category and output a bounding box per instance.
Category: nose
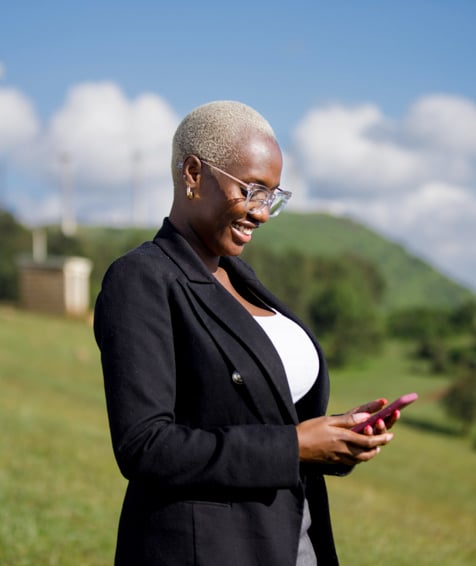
[248,203,270,224]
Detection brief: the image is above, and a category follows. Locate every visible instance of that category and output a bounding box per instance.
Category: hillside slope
[19,212,473,312]
[246,212,474,310]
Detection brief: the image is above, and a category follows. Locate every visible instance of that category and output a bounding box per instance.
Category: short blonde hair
[171,100,277,187]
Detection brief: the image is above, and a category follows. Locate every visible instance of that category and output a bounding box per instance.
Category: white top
[254,311,319,403]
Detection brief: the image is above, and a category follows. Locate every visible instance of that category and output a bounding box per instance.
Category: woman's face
[181,134,282,269]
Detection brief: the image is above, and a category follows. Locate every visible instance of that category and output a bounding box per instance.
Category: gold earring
[186,186,194,200]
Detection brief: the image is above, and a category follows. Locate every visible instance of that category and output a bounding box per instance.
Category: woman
[94,101,396,566]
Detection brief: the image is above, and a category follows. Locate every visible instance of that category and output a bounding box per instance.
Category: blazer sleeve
[94,250,300,491]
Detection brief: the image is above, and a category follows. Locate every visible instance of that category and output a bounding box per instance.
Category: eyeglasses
[200,160,292,218]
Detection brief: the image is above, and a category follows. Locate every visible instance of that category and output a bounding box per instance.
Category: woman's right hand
[296,413,393,467]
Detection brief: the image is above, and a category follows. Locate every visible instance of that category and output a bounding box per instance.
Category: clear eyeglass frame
[199,159,292,218]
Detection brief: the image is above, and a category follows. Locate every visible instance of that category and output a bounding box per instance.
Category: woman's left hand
[348,398,400,435]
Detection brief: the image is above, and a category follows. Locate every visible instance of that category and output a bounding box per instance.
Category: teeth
[233,223,253,236]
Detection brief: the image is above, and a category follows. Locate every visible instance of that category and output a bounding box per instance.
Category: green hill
[76,213,473,312]
[246,212,474,311]
[2,207,474,312]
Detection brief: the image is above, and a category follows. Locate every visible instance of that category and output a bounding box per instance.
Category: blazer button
[231,370,244,385]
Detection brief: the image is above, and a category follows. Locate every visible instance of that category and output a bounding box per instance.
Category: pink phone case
[352,392,418,433]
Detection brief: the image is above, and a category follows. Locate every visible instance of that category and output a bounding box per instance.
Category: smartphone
[352,392,418,433]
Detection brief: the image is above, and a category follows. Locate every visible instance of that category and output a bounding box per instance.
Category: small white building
[17,255,93,317]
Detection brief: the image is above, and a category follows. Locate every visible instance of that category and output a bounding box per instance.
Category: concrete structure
[17,256,93,317]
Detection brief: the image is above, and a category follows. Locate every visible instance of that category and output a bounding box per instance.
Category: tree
[243,245,385,366]
[448,300,476,333]
[442,370,476,435]
[307,268,383,366]
[0,209,31,301]
[387,307,452,340]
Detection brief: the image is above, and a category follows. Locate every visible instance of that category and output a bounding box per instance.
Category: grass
[0,306,475,565]
[327,343,476,565]
[0,306,124,565]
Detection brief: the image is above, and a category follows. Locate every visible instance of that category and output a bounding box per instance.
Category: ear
[183,155,202,189]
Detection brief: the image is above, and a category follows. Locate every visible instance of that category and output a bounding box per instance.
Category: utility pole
[0,155,6,210]
[59,151,76,236]
[131,150,143,226]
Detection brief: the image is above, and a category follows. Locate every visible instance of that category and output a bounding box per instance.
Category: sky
[1,0,476,291]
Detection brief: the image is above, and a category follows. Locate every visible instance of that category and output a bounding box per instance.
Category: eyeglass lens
[246,187,287,217]
[200,159,290,217]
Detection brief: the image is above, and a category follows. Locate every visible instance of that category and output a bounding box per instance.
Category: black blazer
[94,218,341,566]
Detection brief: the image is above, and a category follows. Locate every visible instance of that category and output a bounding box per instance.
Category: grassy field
[327,343,476,565]
[0,305,475,565]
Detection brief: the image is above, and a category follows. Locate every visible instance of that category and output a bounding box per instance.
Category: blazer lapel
[187,280,299,424]
[153,221,298,424]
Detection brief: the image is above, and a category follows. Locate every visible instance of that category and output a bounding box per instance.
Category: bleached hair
[171,100,277,188]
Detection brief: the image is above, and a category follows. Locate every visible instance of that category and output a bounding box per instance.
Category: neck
[168,213,220,273]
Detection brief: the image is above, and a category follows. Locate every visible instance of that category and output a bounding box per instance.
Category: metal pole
[59,152,76,236]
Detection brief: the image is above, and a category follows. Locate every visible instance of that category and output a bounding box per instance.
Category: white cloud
[289,94,476,290]
[292,104,423,194]
[12,190,62,226]
[42,82,179,187]
[292,96,476,198]
[2,85,476,290]
[404,94,476,154]
[0,87,39,152]
[5,82,179,227]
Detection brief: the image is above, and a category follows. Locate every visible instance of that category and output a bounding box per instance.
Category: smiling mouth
[231,222,257,236]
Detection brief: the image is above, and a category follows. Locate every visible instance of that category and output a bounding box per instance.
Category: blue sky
[1,0,476,290]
